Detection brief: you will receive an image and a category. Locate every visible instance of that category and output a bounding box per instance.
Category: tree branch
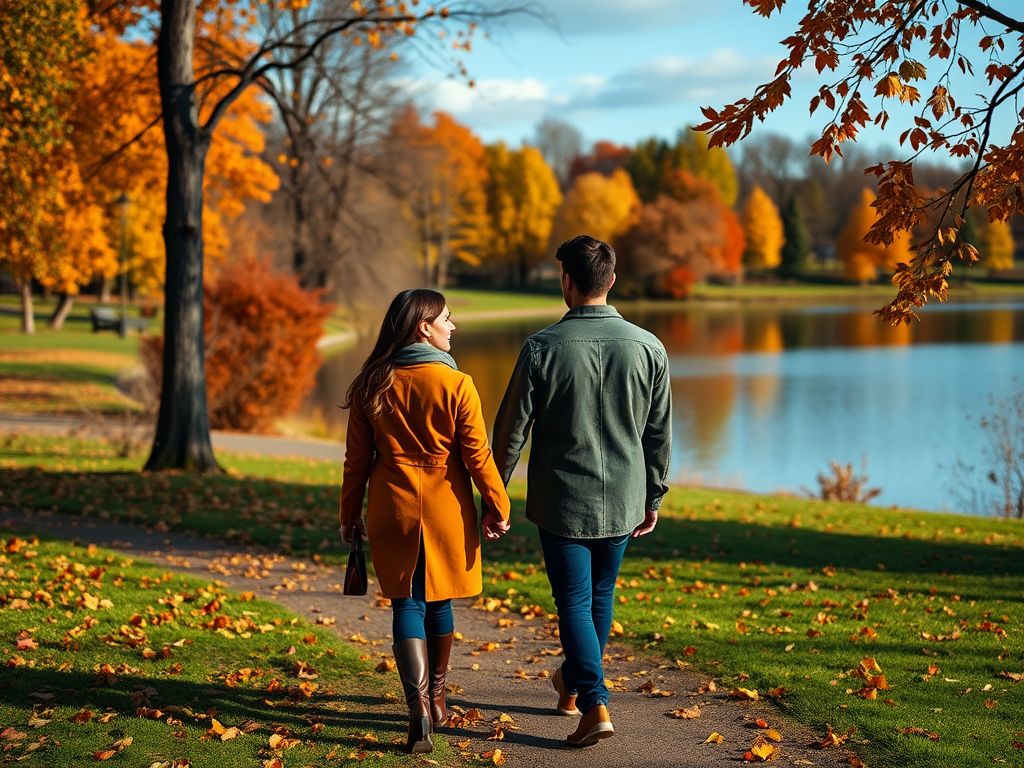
[955,0,1024,34]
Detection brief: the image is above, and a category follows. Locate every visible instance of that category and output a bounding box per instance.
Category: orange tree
[696,0,1024,323]
[88,0,519,472]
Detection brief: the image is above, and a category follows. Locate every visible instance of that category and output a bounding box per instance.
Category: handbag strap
[352,534,363,553]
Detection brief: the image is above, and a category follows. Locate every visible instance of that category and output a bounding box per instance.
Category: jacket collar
[561,304,621,321]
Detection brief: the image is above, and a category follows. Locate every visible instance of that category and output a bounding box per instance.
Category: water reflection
[305,300,1024,514]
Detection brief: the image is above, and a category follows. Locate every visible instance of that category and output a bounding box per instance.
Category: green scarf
[392,343,459,371]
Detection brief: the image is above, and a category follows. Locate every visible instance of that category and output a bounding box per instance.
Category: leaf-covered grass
[482,490,1024,768]
[0,533,436,768]
[2,435,1023,766]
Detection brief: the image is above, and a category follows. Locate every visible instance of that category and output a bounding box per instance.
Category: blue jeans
[391,543,454,642]
[539,528,630,713]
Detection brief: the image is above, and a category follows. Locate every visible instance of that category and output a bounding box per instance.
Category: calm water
[304,300,1024,514]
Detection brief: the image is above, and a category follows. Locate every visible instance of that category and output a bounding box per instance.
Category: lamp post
[117,192,130,339]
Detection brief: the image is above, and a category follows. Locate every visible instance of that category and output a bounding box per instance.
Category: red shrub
[143,258,333,432]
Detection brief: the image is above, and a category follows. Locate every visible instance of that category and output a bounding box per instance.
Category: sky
[404,1,1020,159]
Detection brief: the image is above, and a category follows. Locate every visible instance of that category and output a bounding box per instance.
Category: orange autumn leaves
[0,0,277,308]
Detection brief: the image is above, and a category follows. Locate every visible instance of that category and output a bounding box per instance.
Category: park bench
[89,307,149,334]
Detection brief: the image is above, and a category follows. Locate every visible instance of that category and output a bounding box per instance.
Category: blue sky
[405,1,1019,158]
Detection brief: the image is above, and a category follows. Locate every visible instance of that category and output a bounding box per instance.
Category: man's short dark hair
[555,235,615,298]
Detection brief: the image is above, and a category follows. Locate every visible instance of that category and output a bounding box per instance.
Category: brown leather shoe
[426,632,454,726]
[392,639,433,753]
[566,704,614,747]
[551,663,581,716]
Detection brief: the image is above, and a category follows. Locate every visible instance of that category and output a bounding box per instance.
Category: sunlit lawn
[1,434,1022,767]
[0,532,429,768]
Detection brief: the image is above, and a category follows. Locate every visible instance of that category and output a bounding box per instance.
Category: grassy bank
[1,435,1022,766]
[0,531,426,768]
[0,299,147,415]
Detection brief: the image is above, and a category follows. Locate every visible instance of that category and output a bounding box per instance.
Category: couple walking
[339,235,672,752]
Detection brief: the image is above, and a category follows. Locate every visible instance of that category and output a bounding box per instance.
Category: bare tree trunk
[100,278,112,304]
[145,0,220,473]
[48,293,74,329]
[18,280,35,334]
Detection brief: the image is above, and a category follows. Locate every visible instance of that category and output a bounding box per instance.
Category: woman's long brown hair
[343,289,446,419]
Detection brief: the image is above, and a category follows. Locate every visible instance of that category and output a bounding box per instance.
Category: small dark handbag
[343,536,368,596]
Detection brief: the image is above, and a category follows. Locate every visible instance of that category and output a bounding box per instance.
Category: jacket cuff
[646,495,664,512]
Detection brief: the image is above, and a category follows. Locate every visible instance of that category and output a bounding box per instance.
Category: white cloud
[414,76,559,127]
[410,49,775,134]
[567,49,777,111]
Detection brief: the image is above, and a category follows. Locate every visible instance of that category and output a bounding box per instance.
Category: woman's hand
[631,508,658,538]
[340,518,365,545]
[481,511,510,541]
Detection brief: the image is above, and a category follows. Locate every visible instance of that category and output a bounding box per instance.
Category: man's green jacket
[492,304,672,538]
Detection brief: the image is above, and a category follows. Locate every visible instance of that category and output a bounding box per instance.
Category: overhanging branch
[955,0,1024,34]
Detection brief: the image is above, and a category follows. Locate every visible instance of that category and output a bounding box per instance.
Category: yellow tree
[484,142,562,286]
[673,129,738,208]
[0,0,88,332]
[550,168,640,249]
[980,219,1015,272]
[387,109,491,287]
[837,189,913,283]
[741,185,784,270]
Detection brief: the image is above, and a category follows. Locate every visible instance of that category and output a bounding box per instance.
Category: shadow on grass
[2,666,410,754]
[3,467,1021,584]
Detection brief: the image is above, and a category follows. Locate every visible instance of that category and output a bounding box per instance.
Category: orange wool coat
[339,363,511,602]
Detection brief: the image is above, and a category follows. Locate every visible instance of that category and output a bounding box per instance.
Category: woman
[339,289,511,754]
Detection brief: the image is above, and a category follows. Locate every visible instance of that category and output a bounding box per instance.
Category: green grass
[3,437,1023,765]
[0,532,436,768]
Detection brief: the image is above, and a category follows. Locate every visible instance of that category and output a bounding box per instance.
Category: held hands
[481,511,511,541]
[340,518,365,546]
[631,508,658,538]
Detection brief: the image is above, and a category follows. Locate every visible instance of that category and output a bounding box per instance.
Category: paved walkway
[0,507,853,767]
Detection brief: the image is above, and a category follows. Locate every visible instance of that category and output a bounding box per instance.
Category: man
[491,235,672,747]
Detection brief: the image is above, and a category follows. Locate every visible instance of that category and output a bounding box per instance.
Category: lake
[303,299,1024,515]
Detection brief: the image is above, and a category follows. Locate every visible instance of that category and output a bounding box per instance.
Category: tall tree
[0,0,85,333]
[741,186,784,270]
[696,0,1024,322]
[779,194,810,278]
[147,0,504,471]
[550,168,640,248]
[386,109,490,288]
[837,188,913,283]
[484,142,562,285]
[532,117,582,189]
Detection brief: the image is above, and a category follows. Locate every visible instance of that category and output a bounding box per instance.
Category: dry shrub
[143,257,333,432]
[808,460,882,504]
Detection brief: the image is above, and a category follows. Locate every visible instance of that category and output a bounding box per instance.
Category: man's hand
[340,518,365,546]
[631,508,658,538]
[482,511,511,541]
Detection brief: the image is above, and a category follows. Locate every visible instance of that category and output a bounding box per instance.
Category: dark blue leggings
[391,543,454,641]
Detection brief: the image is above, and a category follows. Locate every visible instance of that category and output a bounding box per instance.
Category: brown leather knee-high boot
[392,639,433,753]
[426,632,454,726]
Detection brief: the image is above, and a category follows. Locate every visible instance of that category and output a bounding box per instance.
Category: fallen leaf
[731,687,760,700]
[743,735,778,762]
[703,732,724,744]
[895,726,939,741]
[818,724,855,748]
[670,705,701,719]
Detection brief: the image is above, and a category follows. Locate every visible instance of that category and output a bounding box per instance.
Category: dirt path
[0,507,855,767]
